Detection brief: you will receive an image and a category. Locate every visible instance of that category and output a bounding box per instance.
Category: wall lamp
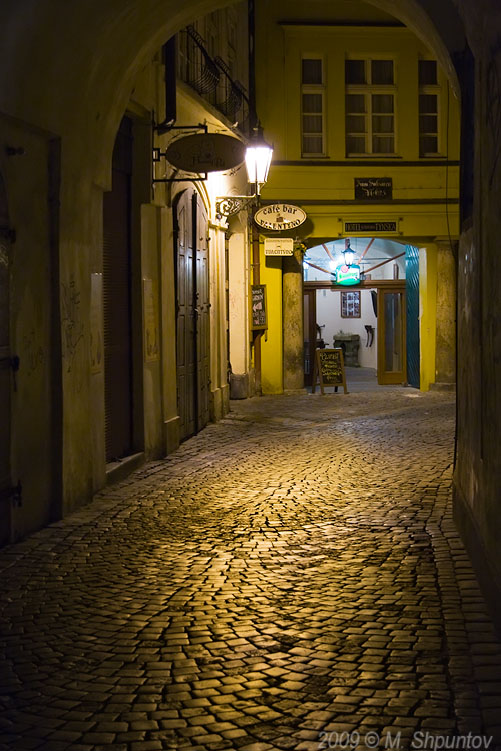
[216,124,273,218]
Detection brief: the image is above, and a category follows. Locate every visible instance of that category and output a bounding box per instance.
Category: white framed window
[301,57,325,157]
[345,58,396,156]
[418,59,439,156]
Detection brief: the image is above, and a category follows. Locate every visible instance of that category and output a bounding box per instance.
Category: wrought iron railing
[178,25,249,134]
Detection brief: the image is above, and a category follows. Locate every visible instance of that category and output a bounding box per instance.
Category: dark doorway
[0,173,12,546]
[174,190,210,440]
[303,288,317,387]
[103,117,134,462]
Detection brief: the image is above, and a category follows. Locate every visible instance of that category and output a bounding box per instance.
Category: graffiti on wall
[23,330,45,375]
[61,277,84,372]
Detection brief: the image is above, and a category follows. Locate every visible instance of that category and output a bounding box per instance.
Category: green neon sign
[335,264,361,286]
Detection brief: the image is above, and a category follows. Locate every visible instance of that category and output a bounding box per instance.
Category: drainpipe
[252,221,262,394]
[248,0,262,394]
[156,38,177,134]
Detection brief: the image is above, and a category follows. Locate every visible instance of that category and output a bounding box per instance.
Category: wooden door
[175,190,196,440]
[175,190,210,440]
[194,193,210,432]
[103,117,134,461]
[0,174,11,545]
[303,288,317,387]
[377,287,407,384]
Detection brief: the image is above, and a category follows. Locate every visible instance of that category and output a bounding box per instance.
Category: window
[345,58,395,156]
[418,59,439,156]
[301,57,325,156]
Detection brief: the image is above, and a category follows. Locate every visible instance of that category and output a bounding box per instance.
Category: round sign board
[165,133,246,173]
[254,204,307,231]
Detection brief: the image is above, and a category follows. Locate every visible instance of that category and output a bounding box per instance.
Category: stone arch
[0,0,466,191]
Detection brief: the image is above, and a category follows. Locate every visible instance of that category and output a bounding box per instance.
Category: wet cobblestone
[1,389,501,751]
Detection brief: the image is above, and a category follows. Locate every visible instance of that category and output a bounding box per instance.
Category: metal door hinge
[11,355,20,392]
[0,225,16,243]
[11,481,22,507]
[0,481,22,507]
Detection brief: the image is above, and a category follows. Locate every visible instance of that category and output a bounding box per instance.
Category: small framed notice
[312,348,348,394]
[251,284,267,330]
[341,290,361,318]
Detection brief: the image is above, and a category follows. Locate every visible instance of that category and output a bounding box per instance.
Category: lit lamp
[216,123,273,218]
[343,239,355,267]
[244,124,273,194]
[334,238,361,286]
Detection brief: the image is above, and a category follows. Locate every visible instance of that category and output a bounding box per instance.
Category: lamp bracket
[152,123,209,183]
[215,195,257,218]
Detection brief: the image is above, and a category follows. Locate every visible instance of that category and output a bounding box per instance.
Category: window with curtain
[301,57,325,157]
[345,58,395,156]
[418,59,439,156]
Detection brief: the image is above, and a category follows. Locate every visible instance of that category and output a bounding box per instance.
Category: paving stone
[1,390,501,748]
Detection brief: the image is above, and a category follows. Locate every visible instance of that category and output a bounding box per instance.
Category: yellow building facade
[254,0,460,393]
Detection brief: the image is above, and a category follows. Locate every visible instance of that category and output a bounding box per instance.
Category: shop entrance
[174,189,210,441]
[303,238,412,387]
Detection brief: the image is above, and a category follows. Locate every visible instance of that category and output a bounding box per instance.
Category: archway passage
[303,239,422,388]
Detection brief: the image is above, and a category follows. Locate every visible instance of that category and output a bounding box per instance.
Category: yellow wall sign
[264,238,294,256]
[254,204,307,231]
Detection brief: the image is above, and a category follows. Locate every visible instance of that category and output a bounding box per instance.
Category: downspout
[248,0,262,394]
[156,37,177,134]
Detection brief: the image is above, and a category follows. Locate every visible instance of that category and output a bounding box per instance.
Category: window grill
[178,26,249,132]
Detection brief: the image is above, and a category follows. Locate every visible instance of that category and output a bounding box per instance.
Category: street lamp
[244,124,273,193]
[216,123,273,218]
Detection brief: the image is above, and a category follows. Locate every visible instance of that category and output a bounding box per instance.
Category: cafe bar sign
[254,204,307,231]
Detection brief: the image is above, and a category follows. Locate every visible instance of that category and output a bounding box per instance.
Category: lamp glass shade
[343,248,355,266]
[245,136,273,187]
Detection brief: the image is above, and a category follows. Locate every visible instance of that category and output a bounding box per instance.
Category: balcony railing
[178,25,249,134]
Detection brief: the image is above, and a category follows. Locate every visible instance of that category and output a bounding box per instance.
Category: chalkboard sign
[251,284,267,330]
[312,348,348,394]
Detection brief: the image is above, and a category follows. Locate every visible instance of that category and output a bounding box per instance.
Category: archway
[0,0,468,519]
[0,0,465,194]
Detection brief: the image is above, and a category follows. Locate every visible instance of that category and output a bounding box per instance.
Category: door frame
[303,288,317,387]
[304,280,406,384]
[173,188,210,441]
[377,285,407,385]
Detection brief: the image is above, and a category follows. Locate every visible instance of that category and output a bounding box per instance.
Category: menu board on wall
[251,284,267,330]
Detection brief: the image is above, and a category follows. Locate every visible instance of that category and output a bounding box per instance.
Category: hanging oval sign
[165,133,246,173]
[254,204,307,231]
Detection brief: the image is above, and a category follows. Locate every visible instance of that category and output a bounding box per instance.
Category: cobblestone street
[1,389,501,751]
